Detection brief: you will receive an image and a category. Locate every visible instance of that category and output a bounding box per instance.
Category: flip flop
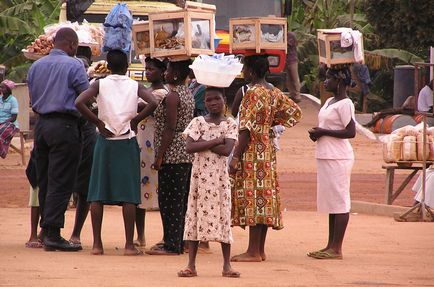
[307,250,323,257]
[177,267,197,277]
[25,240,43,249]
[133,240,146,247]
[222,269,241,278]
[69,240,83,251]
[310,250,343,260]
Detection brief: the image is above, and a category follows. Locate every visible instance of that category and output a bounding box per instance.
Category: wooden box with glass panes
[148,2,216,58]
[229,17,287,53]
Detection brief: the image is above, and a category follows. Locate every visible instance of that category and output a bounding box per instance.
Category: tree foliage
[364,0,433,59]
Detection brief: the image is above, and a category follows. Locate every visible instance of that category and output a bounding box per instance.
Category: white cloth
[417,85,433,112]
[317,159,353,213]
[412,167,434,208]
[98,74,139,140]
[316,97,355,159]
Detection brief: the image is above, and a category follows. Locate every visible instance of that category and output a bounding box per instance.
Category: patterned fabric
[183,117,238,244]
[0,121,18,158]
[154,85,194,164]
[158,163,192,254]
[231,85,302,229]
[137,88,168,209]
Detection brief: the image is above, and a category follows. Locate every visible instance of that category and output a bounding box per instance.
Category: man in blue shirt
[27,27,89,252]
[0,79,19,158]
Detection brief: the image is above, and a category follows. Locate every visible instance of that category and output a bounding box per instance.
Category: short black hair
[205,86,225,98]
[54,27,78,44]
[77,46,92,64]
[106,50,128,72]
[145,57,167,71]
[327,66,353,86]
[243,55,269,79]
[169,59,192,81]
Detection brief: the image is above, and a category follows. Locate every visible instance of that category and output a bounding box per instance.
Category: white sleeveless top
[98,74,139,140]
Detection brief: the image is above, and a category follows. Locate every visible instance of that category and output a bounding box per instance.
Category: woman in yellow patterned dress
[229,55,302,262]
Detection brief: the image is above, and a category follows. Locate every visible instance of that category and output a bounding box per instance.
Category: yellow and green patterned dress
[231,85,302,230]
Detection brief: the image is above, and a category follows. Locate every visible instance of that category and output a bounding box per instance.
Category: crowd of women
[19,27,358,278]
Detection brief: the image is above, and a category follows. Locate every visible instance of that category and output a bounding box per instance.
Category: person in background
[68,46,97,249]
[352,61,372,113]
[135,57,169,248]
[178,87,239,278]
[188,70,207,117]
[25,148,42,248]
[75,49,157,256]
[307,66,356,260]
[0,79,19,158]
[27,28,88,251]
[147,59,194,255]
[229,55,302,262]
[417,80,433,113]
[285,31,301,103]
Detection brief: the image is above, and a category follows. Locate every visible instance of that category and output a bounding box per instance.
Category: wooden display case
[229,17,287,53]
[132,21,150,56]
[317,29,364,67]
[148,1,216,58]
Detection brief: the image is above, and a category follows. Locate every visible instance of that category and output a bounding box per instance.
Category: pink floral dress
[182,116,238,243]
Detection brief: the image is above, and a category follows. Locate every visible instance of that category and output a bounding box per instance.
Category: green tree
[0,0,60,82]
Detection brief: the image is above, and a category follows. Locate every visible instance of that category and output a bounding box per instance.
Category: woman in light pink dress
[308,66,356,260]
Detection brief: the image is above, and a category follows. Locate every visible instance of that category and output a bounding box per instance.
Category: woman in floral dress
[229,55,302,262]
[135,58,168,247]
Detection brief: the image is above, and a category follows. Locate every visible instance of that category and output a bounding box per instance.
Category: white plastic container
[189,54,243,87]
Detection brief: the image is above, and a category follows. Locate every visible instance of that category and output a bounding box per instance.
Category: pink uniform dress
[315,97,355,213]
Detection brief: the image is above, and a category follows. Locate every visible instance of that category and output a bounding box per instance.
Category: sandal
[25,240,43,249]
[307,250,323,257]
[222,269,240,278]
[310,250,343,260]
[124,248,144,256]
[145,245,178,255]
[177,267,197,277]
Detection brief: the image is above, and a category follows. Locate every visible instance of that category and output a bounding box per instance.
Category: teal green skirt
[87,135,141,205]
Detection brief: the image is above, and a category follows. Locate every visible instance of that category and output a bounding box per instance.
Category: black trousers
[35,115,82,230]
[158,163,192,254]
[72,121,96,196]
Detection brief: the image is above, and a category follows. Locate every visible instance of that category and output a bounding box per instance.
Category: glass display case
[149,3,215,58]
[132,21,150,56]
[317,29,364,67]
[229,17,287,53]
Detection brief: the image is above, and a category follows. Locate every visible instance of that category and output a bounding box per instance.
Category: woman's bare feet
[91,247,104,255]
[124,247,144,256]
[230,252,262,262]
[260,252,267,261]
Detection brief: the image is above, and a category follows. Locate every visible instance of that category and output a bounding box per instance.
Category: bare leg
[231,225,262,262]
[28,207,40,242]
[259,225,268,261]
[187,241,199,272]
[90,202,104,255]
[328,213,349,255]
[123,203,142,255]
[69,193,89,244]
[135,208,146,246]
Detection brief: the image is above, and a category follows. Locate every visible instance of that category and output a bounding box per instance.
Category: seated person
[0,79,19,158]
[417,80,433,113]
[364,95,415,128]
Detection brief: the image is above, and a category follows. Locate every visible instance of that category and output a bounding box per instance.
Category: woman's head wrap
[327,66,354,87]
[1,79,16,91]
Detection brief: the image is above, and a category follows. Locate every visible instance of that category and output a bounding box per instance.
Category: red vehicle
[204,0,290,101]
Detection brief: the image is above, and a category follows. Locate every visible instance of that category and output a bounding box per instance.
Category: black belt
[38,112,80,121]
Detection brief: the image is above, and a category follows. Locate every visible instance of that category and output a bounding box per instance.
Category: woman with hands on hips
[307,66,356,260]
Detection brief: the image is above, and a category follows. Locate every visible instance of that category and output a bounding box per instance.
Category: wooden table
[382,162,432,205]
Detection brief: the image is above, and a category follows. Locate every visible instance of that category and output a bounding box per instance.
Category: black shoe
[43,236,81,252]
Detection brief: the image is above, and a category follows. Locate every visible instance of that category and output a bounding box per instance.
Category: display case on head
[229,16,287,54]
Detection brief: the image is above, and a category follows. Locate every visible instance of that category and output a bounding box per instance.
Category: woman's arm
[153,91,179,170]
[131,85,158,133]
[308,119,356,142]
[75,81,114,138]
[186,136,224,154]
[228,129,250,174]
[210,138,236,156]
[231,87,244,117]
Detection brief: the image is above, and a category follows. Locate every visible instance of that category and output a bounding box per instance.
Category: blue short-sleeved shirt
[27,49,89,117]
[0,95,19,128]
